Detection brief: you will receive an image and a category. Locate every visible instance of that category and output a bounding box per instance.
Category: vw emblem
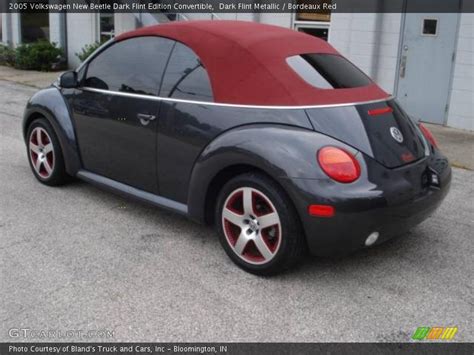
[390,127,404,143]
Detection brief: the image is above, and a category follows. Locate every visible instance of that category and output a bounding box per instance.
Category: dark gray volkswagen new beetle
[23,21,451,275]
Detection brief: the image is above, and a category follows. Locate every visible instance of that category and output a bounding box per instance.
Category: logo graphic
[412,327,458,340]
[390,127,404,143]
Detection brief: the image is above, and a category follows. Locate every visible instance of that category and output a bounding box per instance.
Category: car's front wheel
[216,172,305,275]
[26,118,69,186]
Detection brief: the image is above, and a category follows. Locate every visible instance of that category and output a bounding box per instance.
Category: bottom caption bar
[1,343,473,355]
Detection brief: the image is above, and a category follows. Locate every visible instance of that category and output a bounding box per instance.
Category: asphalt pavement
[0,79,472,342]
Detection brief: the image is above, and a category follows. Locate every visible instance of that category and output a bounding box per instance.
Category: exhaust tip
[365,232,379,247]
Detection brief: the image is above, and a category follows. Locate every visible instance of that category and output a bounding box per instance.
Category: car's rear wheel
[26,118,68,186]
[216,172,305,275]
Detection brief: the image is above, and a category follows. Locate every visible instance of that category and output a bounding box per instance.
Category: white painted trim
[294,21,330,29]
[420,18,439,37]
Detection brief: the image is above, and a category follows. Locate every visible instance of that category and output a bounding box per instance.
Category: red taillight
[308,204,335,218]
[419,123,438,148]
[317,146,361,183]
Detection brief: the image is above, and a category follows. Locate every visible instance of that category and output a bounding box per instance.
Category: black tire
[215,172,306,275]
[26,118,69,186]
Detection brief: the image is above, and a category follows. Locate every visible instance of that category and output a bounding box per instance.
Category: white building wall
[178,13,253,21]
[1,13,7,44]
[66,13,98,68]
[447,13,474,131]
[114,13,137,36]
[181,13,289,26]
[328,13,402,94]
[259,13,292,28]
[48,13,62,46]
[10,13,21,46]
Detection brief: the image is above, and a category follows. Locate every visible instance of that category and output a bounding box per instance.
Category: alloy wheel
[222,187,282,265]
[29,127,55,179]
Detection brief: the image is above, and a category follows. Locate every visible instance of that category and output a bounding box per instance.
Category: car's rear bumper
[279,151,452,256]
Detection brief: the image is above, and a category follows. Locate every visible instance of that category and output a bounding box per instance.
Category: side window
[84,37,174,96]
[160,42,213,102]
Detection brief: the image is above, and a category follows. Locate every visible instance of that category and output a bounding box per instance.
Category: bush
[0,44,16,66]
[76,41,103,62]
[14,40,64,71]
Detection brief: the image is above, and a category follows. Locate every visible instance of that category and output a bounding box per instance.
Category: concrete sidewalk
[425,123,474,171]
[1,65,472,170]
[0,65,63,89]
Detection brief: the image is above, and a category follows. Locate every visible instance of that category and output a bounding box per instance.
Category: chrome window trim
[78,86,394,110]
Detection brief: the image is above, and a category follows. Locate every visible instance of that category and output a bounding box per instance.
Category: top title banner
[1,0,473,13]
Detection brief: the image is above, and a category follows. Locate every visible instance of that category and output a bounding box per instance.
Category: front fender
[187,124,358,223]
[22,86,81,175]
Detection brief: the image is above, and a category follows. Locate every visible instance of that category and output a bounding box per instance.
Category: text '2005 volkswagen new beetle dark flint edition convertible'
[23,21,451,275]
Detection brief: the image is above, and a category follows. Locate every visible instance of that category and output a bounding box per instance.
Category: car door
[72,36,175,193]
[156,42,215,203]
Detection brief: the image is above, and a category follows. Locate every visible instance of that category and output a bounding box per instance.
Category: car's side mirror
[59,71,78,88]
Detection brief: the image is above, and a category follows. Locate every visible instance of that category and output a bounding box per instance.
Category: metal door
[397,2,460,124]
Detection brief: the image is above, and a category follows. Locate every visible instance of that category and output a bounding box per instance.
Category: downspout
[58,9,68,66]
[370,1,384,82]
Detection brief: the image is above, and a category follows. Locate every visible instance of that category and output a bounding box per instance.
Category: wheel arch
[186,124,330,228]
[203,164,279,225]
[23,87,82,176]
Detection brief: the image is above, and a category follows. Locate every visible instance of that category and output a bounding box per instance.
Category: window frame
[159,41,214,102]
[81,36,176,96]
[292,0,332,42]
[80,37,213,103]
[421,18,439,37]
[97,10,115,42]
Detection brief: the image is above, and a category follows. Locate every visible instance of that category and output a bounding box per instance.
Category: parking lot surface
[0,80,472,342]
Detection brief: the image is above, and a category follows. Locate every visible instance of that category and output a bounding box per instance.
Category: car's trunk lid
[305,99,427,168]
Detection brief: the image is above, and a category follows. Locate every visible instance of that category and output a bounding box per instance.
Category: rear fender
[187,124,358,223]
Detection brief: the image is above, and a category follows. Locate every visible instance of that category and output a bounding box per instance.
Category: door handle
[137,113,156,126]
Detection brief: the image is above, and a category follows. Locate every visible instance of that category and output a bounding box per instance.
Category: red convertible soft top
[116,21,389,106]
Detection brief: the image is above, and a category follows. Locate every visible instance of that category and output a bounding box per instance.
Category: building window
[294,0,332,41]
[20,3,50,43]
[99,12,115,42]
[422,18,438,36]
[0,15,3,43]
[296,27,329,41]
[296,0,332,22]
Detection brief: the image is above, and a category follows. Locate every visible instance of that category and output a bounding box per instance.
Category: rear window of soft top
[286,53,372,89]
